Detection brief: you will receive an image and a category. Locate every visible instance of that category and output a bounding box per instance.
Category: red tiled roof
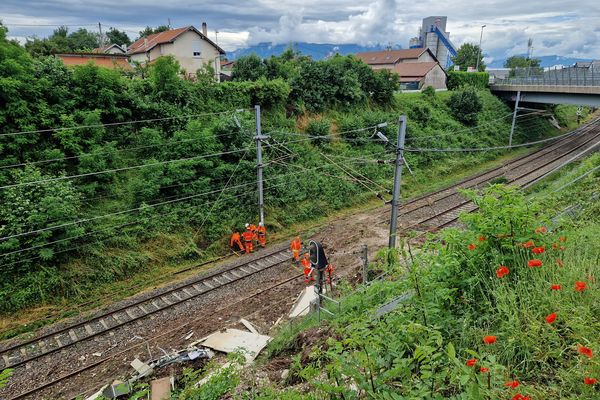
[128,26,225,55]
[56,53,133,71]
[355,48,429,65]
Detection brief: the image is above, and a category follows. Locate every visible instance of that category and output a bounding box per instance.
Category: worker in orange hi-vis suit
[247,223,258,245]
[290,236,302,264]
[301,253,315,283]
[230,231,244,252]
[242,228,254,254]
[325,263,334,284]
[257,222,266,248]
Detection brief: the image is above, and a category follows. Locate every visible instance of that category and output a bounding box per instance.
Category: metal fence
[494,66,600,87]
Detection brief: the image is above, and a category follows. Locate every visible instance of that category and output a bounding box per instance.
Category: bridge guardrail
[495,66,600,87]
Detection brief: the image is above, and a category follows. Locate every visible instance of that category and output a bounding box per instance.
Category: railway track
[3,118,600,400]
[0,249,294,371]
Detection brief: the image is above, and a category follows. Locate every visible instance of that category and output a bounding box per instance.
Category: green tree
[504,55,542,77]
[68,28,99,50]
[106,28,131,46]
[451,43,485,72]
[138,25,170,38]
[232,54,267,81]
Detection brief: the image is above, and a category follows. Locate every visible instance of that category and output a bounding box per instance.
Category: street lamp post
[475,24,486,72]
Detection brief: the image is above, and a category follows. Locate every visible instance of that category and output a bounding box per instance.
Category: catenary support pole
[98,22,103,49]
[389,115,407,249]
[362,244,369,284]
[254,105,267,226]
[509,91,521,147]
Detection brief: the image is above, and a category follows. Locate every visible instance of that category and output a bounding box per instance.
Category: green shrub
[448,88,483,125]
[447,71,489,90]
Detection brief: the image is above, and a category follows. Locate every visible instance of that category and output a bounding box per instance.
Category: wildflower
[480,367,489,373]
[535,226,547,234]
[528,259,542,267]
[522,240,535,248]
[578,346,593,358]
[575,281,587,292]
[559,236,567,242]
[552,243,558,249]
[496,266,510,278]
[556,258,564,267]
[551,284,561,291]
[585,377,598,385]
[478,236,486,242]
[466,358,477,367]
[532,246,545,254]
[504,381,520,388]
[512,395,531,400]
[560,245,566,251]
[468,244,476,251]
[545,312,557,324]
[483,335,497,344]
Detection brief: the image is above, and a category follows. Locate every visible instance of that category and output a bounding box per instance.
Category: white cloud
[2,0,600,59]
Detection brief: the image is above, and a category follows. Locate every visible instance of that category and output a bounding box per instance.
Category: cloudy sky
[2,0,600,62]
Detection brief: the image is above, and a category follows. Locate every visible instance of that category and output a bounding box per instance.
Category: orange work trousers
[244,241,253,254]
[258,234,266,247]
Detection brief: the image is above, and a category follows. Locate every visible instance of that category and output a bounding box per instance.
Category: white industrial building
[409,16,457,69]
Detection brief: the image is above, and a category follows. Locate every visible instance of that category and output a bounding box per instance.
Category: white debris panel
[199,329,271,362]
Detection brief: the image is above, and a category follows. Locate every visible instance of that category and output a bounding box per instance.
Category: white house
[128,23,225,80]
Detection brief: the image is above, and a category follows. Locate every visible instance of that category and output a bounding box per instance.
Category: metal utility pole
[389,115,407,249]
[254,105,268,226]
[98,22,104,49]
[509,91,521,147]
[475,24,486,72]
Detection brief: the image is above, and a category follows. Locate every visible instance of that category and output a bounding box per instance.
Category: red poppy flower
[551,284,561,291]
[480,367,489,373]
[578,346,593,358]
[483,335,497,344]
[504,381,520,388]
[528,259,542,267]
[545,312,557,324]
[585,377,598,385]
[478,236,486,242]
[532,246,545,254]
[556,258,564,267]
[496,266,510,278]
[512,395,530,400]
[466,358,477,367]
[575,281,587,292]
[522,240,535,248]
[468,244,476,251]
[535,226,547,234]
[559,236,567,242]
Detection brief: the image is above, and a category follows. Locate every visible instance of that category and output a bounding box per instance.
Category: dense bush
[448,88,483,125]
[447,71,489,90]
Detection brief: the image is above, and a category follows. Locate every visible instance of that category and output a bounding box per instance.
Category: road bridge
[490,66,600,107]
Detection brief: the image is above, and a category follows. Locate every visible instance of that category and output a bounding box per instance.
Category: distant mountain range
[227,43,594,70]
[487,55,593,68]
[227,42,402,60]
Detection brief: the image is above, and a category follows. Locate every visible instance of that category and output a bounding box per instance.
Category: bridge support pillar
[509,91,521,147]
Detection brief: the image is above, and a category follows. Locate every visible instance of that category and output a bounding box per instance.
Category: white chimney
[202,22,207,36]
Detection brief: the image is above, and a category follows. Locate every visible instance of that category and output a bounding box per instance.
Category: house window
[192,41,202,58]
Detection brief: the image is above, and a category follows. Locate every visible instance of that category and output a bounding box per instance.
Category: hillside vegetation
[0,24,584,318]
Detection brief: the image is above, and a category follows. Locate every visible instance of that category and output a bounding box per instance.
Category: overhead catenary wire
[0,109,249,138]
[0,158,367,244]
[403,126,587,153]
[0,126,247,171]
